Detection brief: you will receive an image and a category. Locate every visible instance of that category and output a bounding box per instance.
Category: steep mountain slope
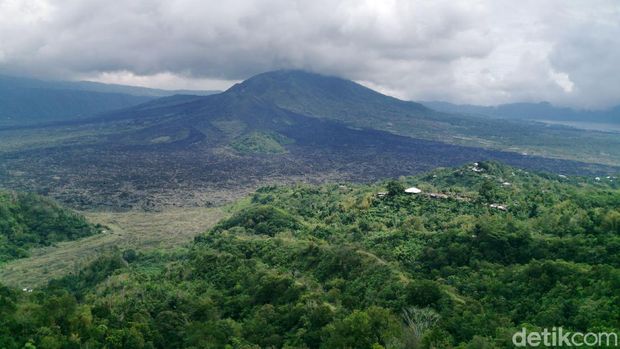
[0,74,218,126]
[224,71,620,165]
[224,70,492,144]
[1,163,618,348]
[226,70,431,123]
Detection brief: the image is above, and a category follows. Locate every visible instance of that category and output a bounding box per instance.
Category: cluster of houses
[377,161,512,211]
[595,176,616,182]
[560,174,617,183]
[377,186,462,202]
[376,186,423,197]
[377,185,509,212]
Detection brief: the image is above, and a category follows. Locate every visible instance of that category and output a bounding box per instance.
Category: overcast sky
[1,0,619,108]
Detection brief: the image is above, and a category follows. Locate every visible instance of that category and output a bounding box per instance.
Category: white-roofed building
[405,187,422,194]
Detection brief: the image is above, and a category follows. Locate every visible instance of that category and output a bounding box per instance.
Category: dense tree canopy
[0,162,618,348]
[0,191,99,263]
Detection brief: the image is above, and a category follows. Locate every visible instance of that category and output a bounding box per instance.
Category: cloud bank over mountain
[1,0,618,108]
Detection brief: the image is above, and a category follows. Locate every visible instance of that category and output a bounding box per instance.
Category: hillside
[224,71,620,165]
[0,191,99,263]
[226,70,431,124]
[0,162,618,348]
[0,74,218,126]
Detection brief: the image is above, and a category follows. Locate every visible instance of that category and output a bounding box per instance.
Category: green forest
[0,191,99,263]
[1,162,619,348]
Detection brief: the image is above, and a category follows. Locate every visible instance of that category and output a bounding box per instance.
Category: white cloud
[79,71,237,91]
[549,70,574,93]
[0,0,618,108]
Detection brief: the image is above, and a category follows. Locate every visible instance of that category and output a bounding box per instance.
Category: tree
[402,307,440,348]
[386,181,405,197]
[478,180,499,204]
[322,307,401,349]
[406,280,443,307]
[602,210,620,234]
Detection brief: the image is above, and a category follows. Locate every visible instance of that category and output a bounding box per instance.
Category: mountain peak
[227,69,362,94]
[224,69,429,121]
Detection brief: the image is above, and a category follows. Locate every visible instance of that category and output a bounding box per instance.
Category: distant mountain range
[1,70,617,209]
[0,74,219,125]
[422,101,620,124]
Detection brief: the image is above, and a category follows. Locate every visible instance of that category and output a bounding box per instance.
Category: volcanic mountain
[92,70,491,143]
[0,70,616,209]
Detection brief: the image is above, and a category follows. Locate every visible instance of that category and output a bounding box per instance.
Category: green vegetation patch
[213,205,303,236]
[1,162,619,348]
[230,131,292,154]
[0,191,99,263]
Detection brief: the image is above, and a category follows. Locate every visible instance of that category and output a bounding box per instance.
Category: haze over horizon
[1,0,619,109]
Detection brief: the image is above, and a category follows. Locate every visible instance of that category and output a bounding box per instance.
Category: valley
[0,71,618,212]
[1,121,614,211]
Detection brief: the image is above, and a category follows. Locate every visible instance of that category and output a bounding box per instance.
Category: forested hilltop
[1,162,619,348]
[0,191,99,263]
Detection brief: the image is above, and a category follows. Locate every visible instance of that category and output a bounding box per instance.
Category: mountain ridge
[422,100,620,124]
[0,74,219,126]
[0,73,219,97]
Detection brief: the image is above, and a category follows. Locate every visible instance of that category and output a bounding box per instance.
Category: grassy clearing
[0,206,227,288]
